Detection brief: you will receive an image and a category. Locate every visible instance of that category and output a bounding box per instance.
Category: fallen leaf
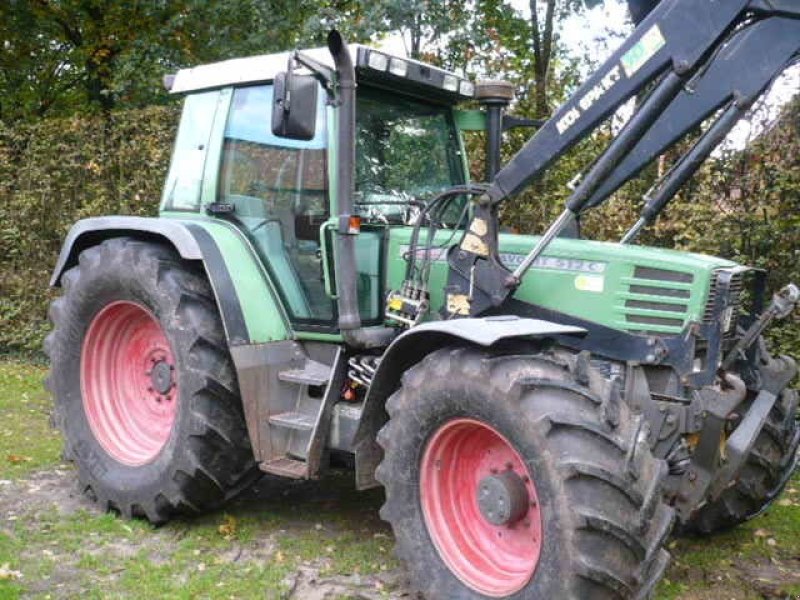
[218,514,238,540]
[6,454,32,464]
[767,538,777,546]
[0,563,22,580]
[754,528,770,538]
[274,551,284,564]
[777,498,793,506]
[197,563,206,572]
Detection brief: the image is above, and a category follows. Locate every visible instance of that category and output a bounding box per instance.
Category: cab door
[216,84,337,327]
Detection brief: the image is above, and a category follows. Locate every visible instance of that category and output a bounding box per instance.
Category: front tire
[376,347,675,599]
[682,387,799,534]
[45,238,258,523]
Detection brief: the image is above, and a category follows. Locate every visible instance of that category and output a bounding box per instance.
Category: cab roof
[167,44,475,105]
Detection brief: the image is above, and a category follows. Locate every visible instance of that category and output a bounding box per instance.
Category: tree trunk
[529,0,556,119]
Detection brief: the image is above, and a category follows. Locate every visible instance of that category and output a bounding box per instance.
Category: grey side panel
[352,316,586,489]
[50,216,203,286]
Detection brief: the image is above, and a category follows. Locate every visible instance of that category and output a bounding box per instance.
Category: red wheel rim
[81,301,178,466]
[420,418,543,597]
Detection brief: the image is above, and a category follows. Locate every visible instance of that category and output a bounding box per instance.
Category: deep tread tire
[45,237,258,524]
[681,388,799,534]
[375,347,675,599]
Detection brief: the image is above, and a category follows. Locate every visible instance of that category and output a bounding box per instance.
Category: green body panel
[386,227,737,334]
[160,212,291,344]
[454,109,487,132]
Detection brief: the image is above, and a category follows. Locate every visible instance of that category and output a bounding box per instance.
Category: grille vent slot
[625,266,694,333]
[633,267,694,284]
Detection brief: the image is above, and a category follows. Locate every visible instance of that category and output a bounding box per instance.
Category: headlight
[443,74,459,92]
[389,58,408,77]
[367,51,389,71]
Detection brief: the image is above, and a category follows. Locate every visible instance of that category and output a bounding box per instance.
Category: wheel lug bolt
[490,468,499,474]
[505,462,513,470]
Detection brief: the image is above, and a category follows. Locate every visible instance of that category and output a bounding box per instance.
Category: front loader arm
[486,0,752,204]
[584,16,800,212]
[442,0,799,319]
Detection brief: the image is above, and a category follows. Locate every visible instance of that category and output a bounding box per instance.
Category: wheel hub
[477,470,530,526]
[419,418,543,596]
[81,301,179,466]
[149,359,174,395]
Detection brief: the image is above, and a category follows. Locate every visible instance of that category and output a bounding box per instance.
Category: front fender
[352,316,585,489]
[50,216,289,347]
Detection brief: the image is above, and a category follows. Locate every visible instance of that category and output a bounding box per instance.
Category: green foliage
[0,106,178,353]
[0,1,342,122]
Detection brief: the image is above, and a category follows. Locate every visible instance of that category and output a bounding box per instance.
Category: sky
[376,0,799,151]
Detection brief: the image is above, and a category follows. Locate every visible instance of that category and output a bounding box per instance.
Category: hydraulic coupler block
[386,281,430,328]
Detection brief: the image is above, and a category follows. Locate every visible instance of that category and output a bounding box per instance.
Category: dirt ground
[3,466,800,599]
[0,467,413,599]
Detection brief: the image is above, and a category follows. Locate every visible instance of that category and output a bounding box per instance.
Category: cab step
[269,411,315,431]
[278,360,331,387]
[259,457,308,479]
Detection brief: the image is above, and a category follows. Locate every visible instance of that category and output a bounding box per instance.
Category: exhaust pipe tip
[475,80,515,105]
[327,29,345,59]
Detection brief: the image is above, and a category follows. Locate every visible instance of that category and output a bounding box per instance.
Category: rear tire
[681,388,799,534]
[376,347,675,599]
[45,238,258,524]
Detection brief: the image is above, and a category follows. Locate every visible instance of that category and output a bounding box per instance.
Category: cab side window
[218,85,334,322]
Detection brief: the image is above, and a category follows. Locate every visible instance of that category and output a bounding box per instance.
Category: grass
[0,358,798,599]
[0,361,61,479]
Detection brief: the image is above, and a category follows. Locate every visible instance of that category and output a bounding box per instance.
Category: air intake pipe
[327,31,396,349]
[475,80,515,181]
[327,30,361,333]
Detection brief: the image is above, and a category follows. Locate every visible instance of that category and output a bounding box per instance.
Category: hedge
[0,106,178,353]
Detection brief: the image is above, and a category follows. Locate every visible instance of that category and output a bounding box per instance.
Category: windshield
[355,88,466,224]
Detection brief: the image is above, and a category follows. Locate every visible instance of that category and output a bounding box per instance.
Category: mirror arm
[292,50,338,104]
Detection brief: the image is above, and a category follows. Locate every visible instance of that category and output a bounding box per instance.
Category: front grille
[703,269,744,336]
[624,266,694,334]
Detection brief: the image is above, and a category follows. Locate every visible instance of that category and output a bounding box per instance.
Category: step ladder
[259,345,345,479]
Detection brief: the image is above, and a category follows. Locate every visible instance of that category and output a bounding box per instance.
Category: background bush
[0,97,797,357]
[0,106,178,354]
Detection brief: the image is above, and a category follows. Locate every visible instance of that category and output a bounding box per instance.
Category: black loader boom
[444,0,800,319]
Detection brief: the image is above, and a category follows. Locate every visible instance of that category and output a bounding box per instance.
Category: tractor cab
[162,45,473,332]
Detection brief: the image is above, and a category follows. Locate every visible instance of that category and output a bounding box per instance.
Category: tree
[0,0,324,122]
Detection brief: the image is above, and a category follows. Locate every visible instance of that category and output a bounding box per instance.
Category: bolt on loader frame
[47,0,800,597]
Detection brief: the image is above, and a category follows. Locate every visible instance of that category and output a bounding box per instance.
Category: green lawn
[0,359,798,599]
[0,361,61,479]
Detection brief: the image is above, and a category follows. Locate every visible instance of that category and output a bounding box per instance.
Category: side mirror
[272,70,319,141]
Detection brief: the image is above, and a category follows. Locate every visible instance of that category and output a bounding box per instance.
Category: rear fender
[50,216,290,347]
[352,316,586,489]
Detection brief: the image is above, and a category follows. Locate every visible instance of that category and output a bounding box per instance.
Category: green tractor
[47,1,799,598]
